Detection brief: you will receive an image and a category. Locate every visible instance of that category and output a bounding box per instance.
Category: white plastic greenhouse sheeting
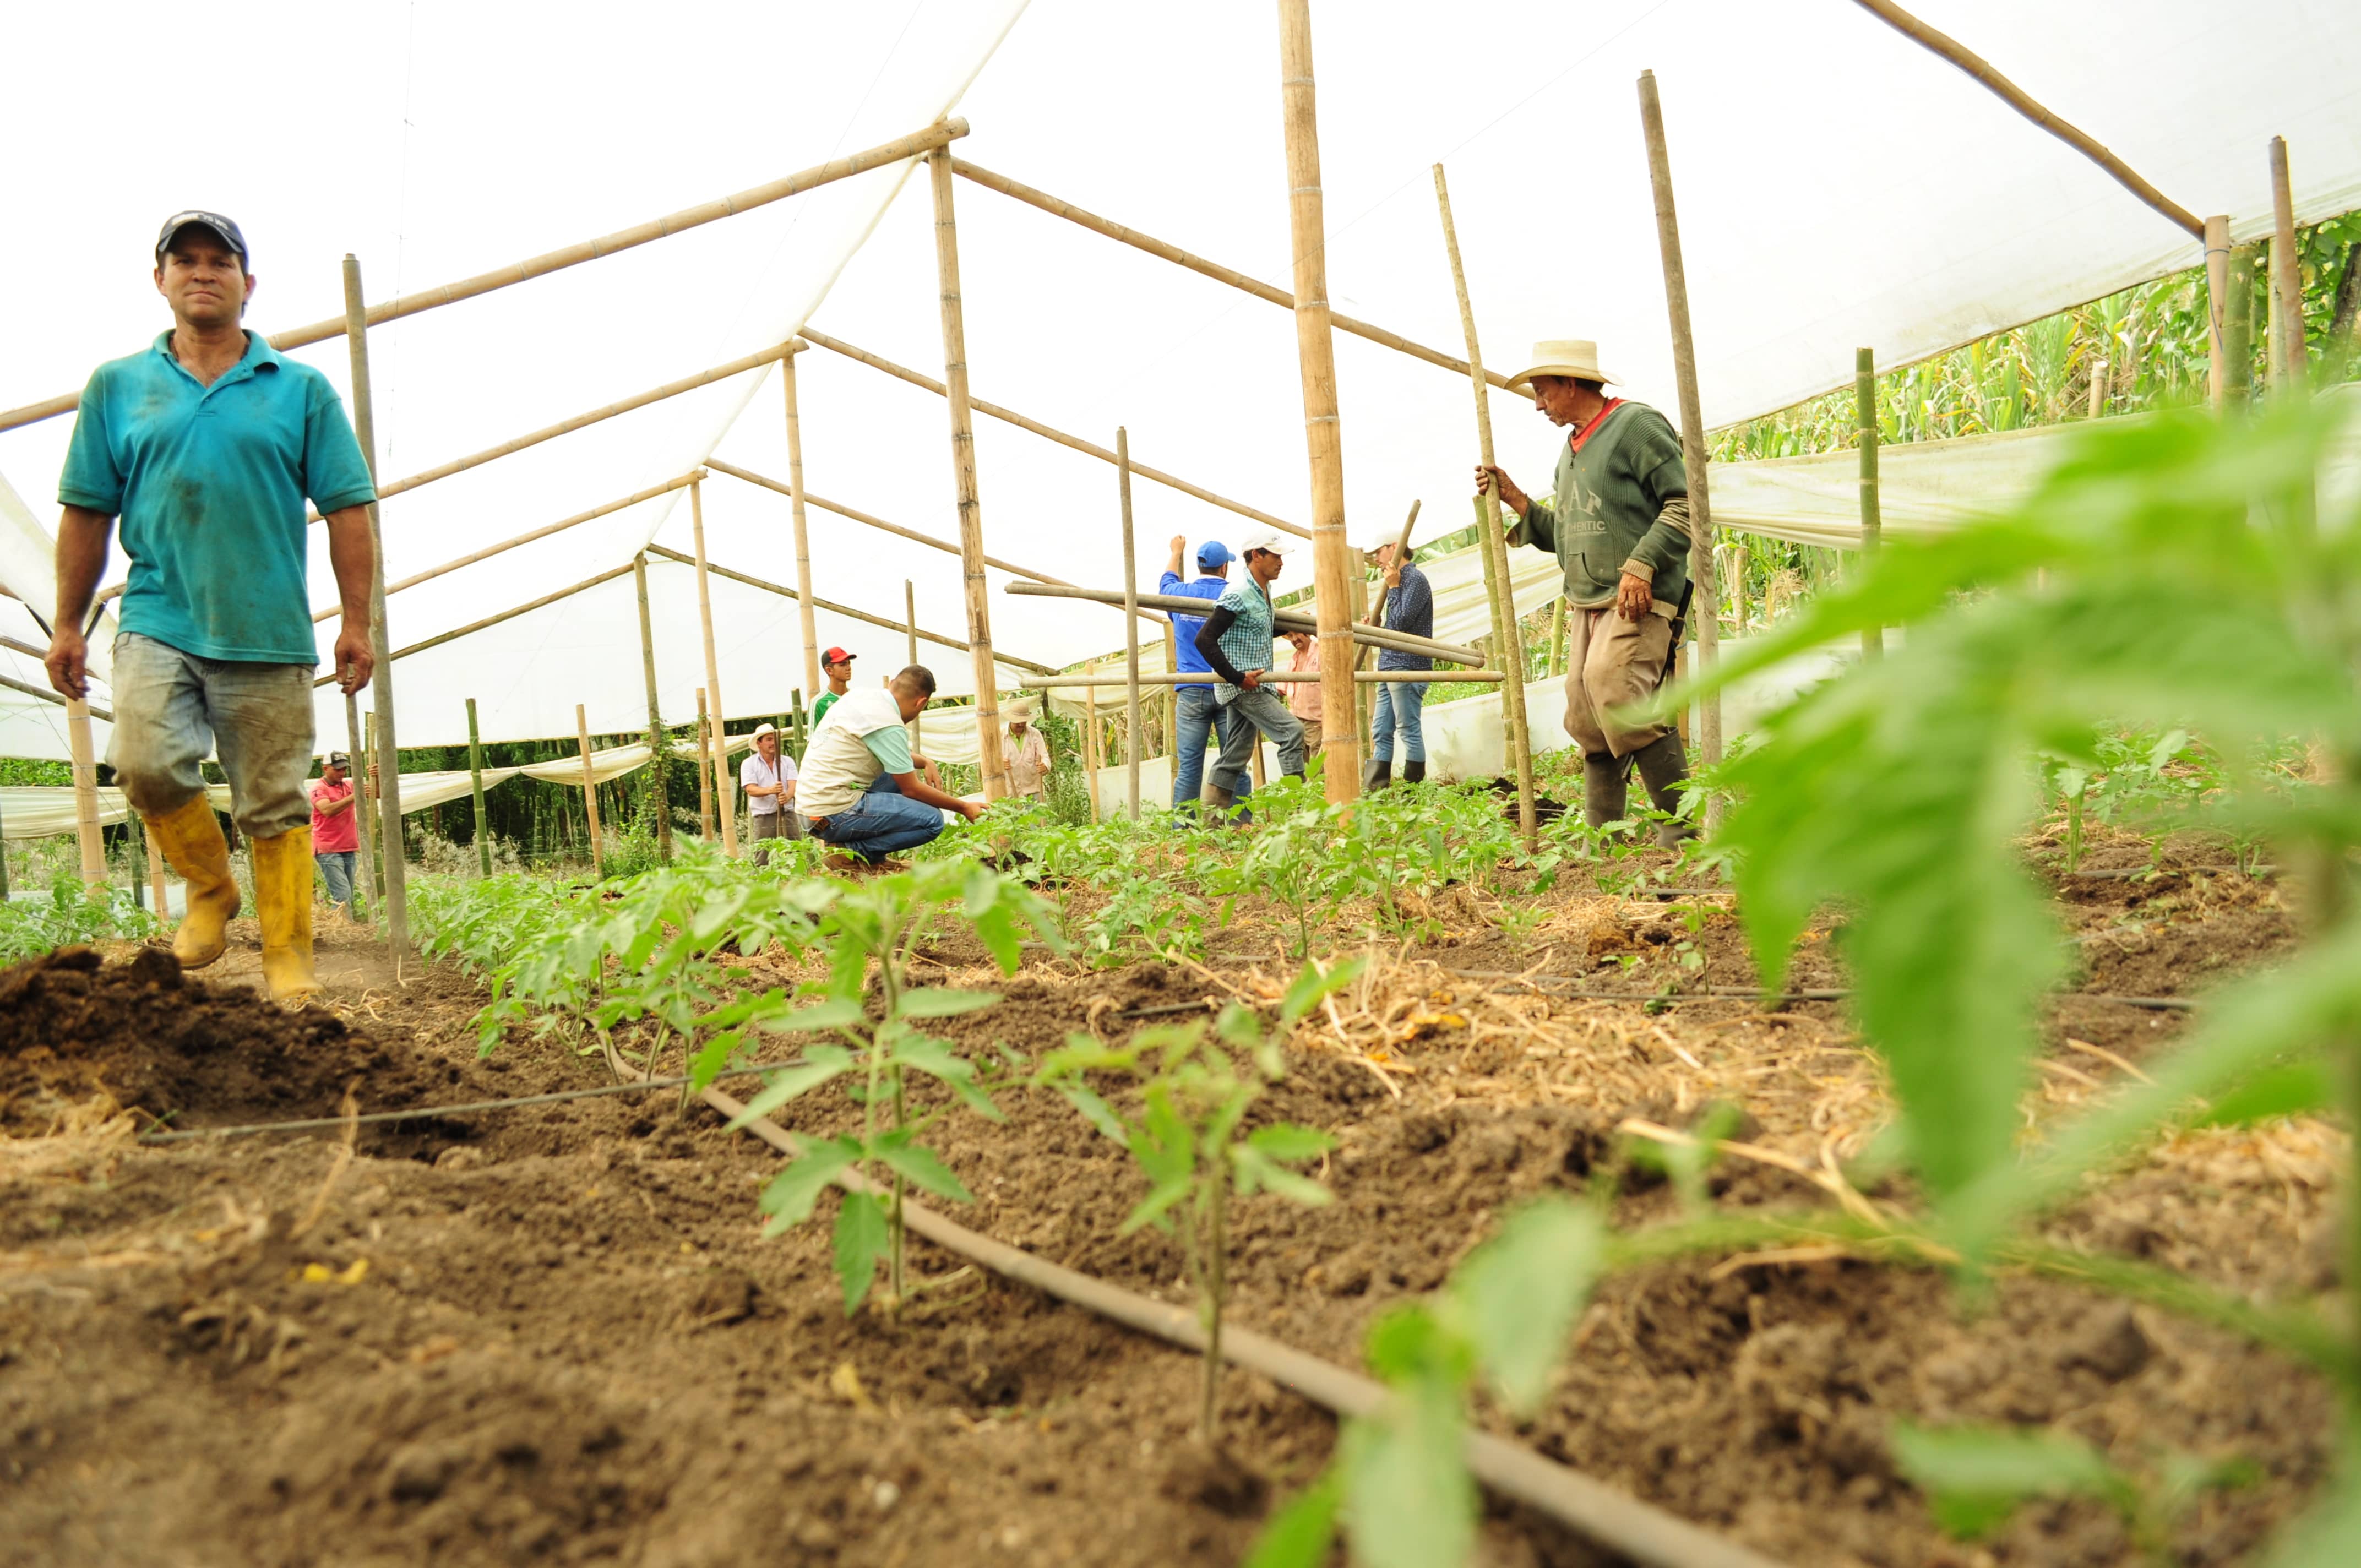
[4,1,2360,765]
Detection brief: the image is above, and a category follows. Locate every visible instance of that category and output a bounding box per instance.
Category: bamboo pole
[1117,428,1143,820]
[695,689,716,841]
[640,545,1060,675]
[2204,215,2233,413]
[927,148,1011,802]
[632,556,672,863]
[344,694,375,922]
[950,157,1513,391]
[1020,671,1503,689]
[344,255,409,950]
[2268,138,2306,396]
[0,121,970,435]
[1549,598,1567,678]
[1003,582,1484,665]
[126,810,146,912]
[781,354,822,698]
[1276,0,1359,804]
[1637,70,1725,820]
[1083,663,1103,824]
[465,698,492,876]
[144,810,167,917]
[308,472,700,622]
[1433,164,1536,845]
[576,704,605,877]
[905,580,922,756]
[1857,348,1883,661]
[797,329,1310,541]
[363,713,385,897]
[688,479,737,854]
[0,667,114,720]
[64,698,104,885]
[790,688,808,760]
[1847,0,2201,238]
[2227,243,2259,408]
[311,563,635,685]
[1162,620,1180,759]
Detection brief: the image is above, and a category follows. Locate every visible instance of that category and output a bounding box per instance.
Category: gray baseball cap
[155,210,249,267]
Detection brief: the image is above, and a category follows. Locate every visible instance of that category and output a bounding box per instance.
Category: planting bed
[0,858,2343,1568]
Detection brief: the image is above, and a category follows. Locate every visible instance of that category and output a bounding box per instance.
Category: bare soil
[0,867,2342,1568]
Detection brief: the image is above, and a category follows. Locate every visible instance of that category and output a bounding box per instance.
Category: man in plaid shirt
[1188,527,1307,815]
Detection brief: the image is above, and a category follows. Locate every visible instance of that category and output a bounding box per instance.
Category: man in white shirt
[799,665,982,864]
[739,721,801,863]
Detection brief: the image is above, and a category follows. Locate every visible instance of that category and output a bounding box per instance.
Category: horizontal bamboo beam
[796,328,1312,540]
[1,668,117,722]
[1,120,968,434]
[310,471,703,623]
[1019,670,1501,688]
[1004,581,1486,666]
[701,456,1168,625]
[312,563,634,686]
[641,545,1061,678]
[952,157,1514,391]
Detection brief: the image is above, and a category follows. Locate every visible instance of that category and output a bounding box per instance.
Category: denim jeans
[1172,687,1252,812]
[1370,680,1428,763]
[106,633,315,838]
[317,850,357,911]
[809,775,946,862]
[1209,684,1307,793]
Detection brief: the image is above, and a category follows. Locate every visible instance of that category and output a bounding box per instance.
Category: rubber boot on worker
[251,826,321,1002]
[143,794,240,970]
[1363,757,1392,792]
[1631,733,1699,847]
[1582,752,1629,832]
[1402,760,1426,786]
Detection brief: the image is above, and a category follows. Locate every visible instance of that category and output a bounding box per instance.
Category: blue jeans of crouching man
[1172,687,1253,814]
[809,774,945,863]
[1207,684,1307,795]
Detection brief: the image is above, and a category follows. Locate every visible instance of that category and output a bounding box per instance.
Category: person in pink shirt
[1282,631,1324,760]
[309,753,361,918]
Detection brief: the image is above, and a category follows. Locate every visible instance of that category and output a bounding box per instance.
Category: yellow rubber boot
[144,794,240,970]
[252,827,320,1002]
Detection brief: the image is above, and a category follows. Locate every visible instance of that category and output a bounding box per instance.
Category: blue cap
[1195,540,1234,570]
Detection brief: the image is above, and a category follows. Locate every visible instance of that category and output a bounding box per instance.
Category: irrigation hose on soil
[697,1075,1792,1568]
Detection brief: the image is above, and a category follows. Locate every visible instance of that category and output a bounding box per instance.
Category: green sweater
[1505,401,1691,611]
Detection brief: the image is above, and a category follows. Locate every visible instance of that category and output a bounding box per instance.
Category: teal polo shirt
[58,330,376,665]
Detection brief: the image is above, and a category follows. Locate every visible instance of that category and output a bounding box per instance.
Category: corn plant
[1036,957,1360,1440]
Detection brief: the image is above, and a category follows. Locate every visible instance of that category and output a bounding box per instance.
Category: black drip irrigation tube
[1442,974,2199,1011]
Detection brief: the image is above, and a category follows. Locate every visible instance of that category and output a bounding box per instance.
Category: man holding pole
[1477,339,1695,843]
[1190,528,1307,814]
[1161,536,1252,816]
[1362,533,1434,791]
[45,213,379,1000]
[739,721,801,863]
[310,752,361,919]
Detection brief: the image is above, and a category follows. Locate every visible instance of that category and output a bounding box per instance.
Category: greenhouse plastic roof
[4,0,2360,762]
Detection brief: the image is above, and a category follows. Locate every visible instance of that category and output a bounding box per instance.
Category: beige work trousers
[1564,602,1675,759]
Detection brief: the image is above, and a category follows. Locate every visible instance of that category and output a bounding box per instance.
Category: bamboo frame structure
[1161,622,1179,758]
[950,157,1513,391]
[2205,215,2233,412]
[641,545,1060,676]
[1277,0,1361,803]
[695,689,715,841]
[688,480,736,854]
[311,563,635,685]
[0,121,969,434]
[344,694,376,922]
[575,703,605,877]
[632,556,672,862]
[797,329,1310,541]
[1020,671,1502,689]
[0,665,115,721]
[928,147,1010,802]
[345,255,409,950]
[465,698,492,876]
[904,580,922,755]
[1848,0,2201,237]
[1638,70,1726,814]
[1118,427,1142,821]
[1857,348,1883,660]
[1434,164,1536,847]
[64,697,104,884]
[780,354,823,699]
[1083,662,1104,823]
[144,814,167,917]
[1005,582,1484,665]
[2268,138,2306,395]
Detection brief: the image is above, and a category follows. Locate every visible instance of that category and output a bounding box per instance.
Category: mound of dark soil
[0,946,464,1134]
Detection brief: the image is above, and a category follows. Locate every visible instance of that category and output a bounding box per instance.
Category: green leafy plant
[1891,1421,2255,1561]
[0,874,160,965]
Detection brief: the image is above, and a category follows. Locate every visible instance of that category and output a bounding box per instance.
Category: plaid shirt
[1213,578,1278,679]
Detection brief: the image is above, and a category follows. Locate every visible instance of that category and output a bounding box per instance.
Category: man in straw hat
[1002,699,1053,804]
[46,210,380,1000]
[1476,339,1696,843]
[1190,527,1308,815]
[740,721,801,864]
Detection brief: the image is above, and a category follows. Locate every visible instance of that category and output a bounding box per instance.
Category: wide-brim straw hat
[1504,339,1619,395]
[1002,696,1038,722]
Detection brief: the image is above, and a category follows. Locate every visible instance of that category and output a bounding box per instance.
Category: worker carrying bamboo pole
[1476,339,1695,844]
[1359,525,1435,791]
[43,213,379,1000]
[1188,528,1308,816]
[798,665,981,868]
[1160,534,1253,818]
[740,721,802,864]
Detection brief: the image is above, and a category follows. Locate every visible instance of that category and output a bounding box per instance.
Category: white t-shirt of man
[739,749,797,815]
[797,688,919,820]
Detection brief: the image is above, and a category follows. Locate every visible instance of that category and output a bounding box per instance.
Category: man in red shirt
[309,752,361,919]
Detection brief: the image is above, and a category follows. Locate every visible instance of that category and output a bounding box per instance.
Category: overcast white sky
[4,0,2358,750]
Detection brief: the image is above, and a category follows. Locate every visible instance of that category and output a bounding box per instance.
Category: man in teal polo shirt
[44,212,379,1000]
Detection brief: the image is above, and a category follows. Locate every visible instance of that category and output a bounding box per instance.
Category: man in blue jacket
[1160,535,1250,817]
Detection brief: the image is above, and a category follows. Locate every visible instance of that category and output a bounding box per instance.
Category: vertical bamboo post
[64,698,105,885]
[782,349,822,698]
[125,807,145,911]
[694,688,716,841]
[465,698,492,876]
[1433,165,1537,843]
[145,810,167,915]
[790,688,808,760]
[926,147,1010,801]
[1161,620,1180,760]
[576,704,604,877]
[1636,70,1724,817]
[2268,138,2306,396]
[363,712,385,894]
[1549,597,1567,677]
[1117,428,1143,820]
[631,554,672,861]
[2204,215,2233,413]
[904,579,922,755]
[1857,348,1883,662]
[342,254,409,949]
[1083,663,1103,824]
[2226,243,2259,409]
[344,692,375,922]
[687,478,737,854]
[1276,0,1360,803]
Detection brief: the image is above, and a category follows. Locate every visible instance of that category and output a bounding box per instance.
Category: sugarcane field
[5,4,2360,1566]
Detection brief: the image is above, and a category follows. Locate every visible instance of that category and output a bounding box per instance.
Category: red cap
[823,646,856,665]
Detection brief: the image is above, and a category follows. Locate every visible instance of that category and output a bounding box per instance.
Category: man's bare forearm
[323,506,375,625]
[53,508,113,630]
